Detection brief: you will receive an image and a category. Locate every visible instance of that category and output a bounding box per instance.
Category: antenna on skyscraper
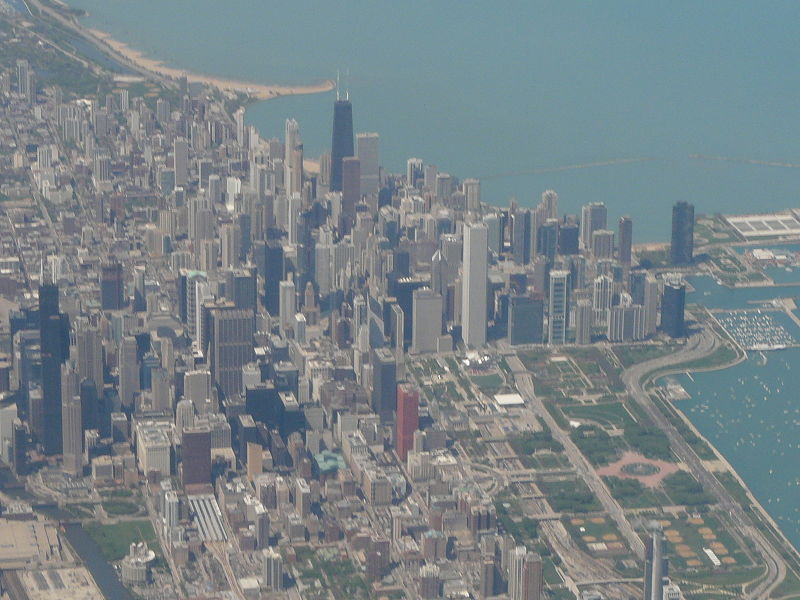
[336,70,340,101]
[345,69,350,101]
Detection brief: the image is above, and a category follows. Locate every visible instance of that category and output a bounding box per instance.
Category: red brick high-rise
[396,383,419,461]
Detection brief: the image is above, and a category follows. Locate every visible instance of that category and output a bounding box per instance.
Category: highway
[515,371,646,562]
[622,327,787,599]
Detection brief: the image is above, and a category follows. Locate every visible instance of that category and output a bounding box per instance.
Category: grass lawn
[613,344,677,368]
[655,513,750,574]
[603,476,671,509]
[84,520,162,562]
[561,402,635,428]
[102,499,141,516]
[564,515,631,556]
[538,479,602,513]
[470,372,505,395]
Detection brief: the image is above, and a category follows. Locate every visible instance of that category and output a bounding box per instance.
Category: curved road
[622,327,786,599]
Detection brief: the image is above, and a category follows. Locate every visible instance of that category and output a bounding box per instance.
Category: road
[622,327,787,599]
[515,372,646,562]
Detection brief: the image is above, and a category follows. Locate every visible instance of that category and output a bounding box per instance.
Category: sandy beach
[89,28,335,100]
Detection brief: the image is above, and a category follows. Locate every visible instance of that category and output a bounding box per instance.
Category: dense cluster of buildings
[0,53,700,599]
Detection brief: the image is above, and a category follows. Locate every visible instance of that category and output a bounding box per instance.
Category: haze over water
[69,0,800,241]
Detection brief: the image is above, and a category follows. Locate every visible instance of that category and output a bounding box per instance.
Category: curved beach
[89,28,335,100]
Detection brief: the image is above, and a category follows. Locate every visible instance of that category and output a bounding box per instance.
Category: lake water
[677,276,800,550]
[66,0,800,241]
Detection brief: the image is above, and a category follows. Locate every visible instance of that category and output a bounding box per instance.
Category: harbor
[710,309,800,350]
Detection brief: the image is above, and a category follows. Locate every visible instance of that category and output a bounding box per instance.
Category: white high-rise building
[293,313,307,345]
[284,119,303,196]
[580,202,607,250]
[406,158,423,188]
[174,137,188,187]
[508,546,527,600]
[0,404,17,464]
[548,270,570,345]
[175,398,195,438]
[357,132,380,197]
[220,223,240,269]
[462,222,488,347]
[183,370,212,411]
[164,490,180,531]
[541,189,559,220]
[262,547,283,591]
[279,279,296,332]
[592,274,614,327]
[287,193,302,245]
[644,274,660,336]
[411,287,443,354]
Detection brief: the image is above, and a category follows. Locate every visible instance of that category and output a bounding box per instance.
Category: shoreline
[27,0,335,101]
[645,347,800,559]
[88,28,335,100]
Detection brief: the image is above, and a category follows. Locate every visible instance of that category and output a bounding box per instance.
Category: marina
[712,309,799,350]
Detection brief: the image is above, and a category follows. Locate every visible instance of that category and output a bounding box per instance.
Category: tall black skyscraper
[508,294,545,345]
[660,275,686,338]
[670,202,694,265]
[39,284,68,455]
[371,348,397,424]
[618,216,633,266]
[330,98,354,193]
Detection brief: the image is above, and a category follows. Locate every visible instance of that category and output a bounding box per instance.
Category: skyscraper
[463,179,481,213]
[511,209,532,265]
[508,546,527,600]
[356,132,380,196]
[118,336,140,409]
[341,156,360,233]
[670,201,695,265]
[279,278,296,332]
[509,547,543,600]
[371,348,397,423]
[395,383,419,461]
[262,547,283,591]
[61,394,82,476]
[462,222,488,347]
[75,319,103,399]
[548,270,570,345]
[263,241,284,316]
[210,306,254,399]
[574,298,592,345]
[284,118,303,196]
[330,98,354,192]
[174,137,189,187]
[536,219,559,266]
[508,294,545,345]
[580,202,607,249]
[411,287,443,354]
[618,216,633,265]
[100,262,125,310]
[40,284,68,455]
[182,425,212,486]
[644,522,667,600]
[591,229,615,259]
[660,274,686,338]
